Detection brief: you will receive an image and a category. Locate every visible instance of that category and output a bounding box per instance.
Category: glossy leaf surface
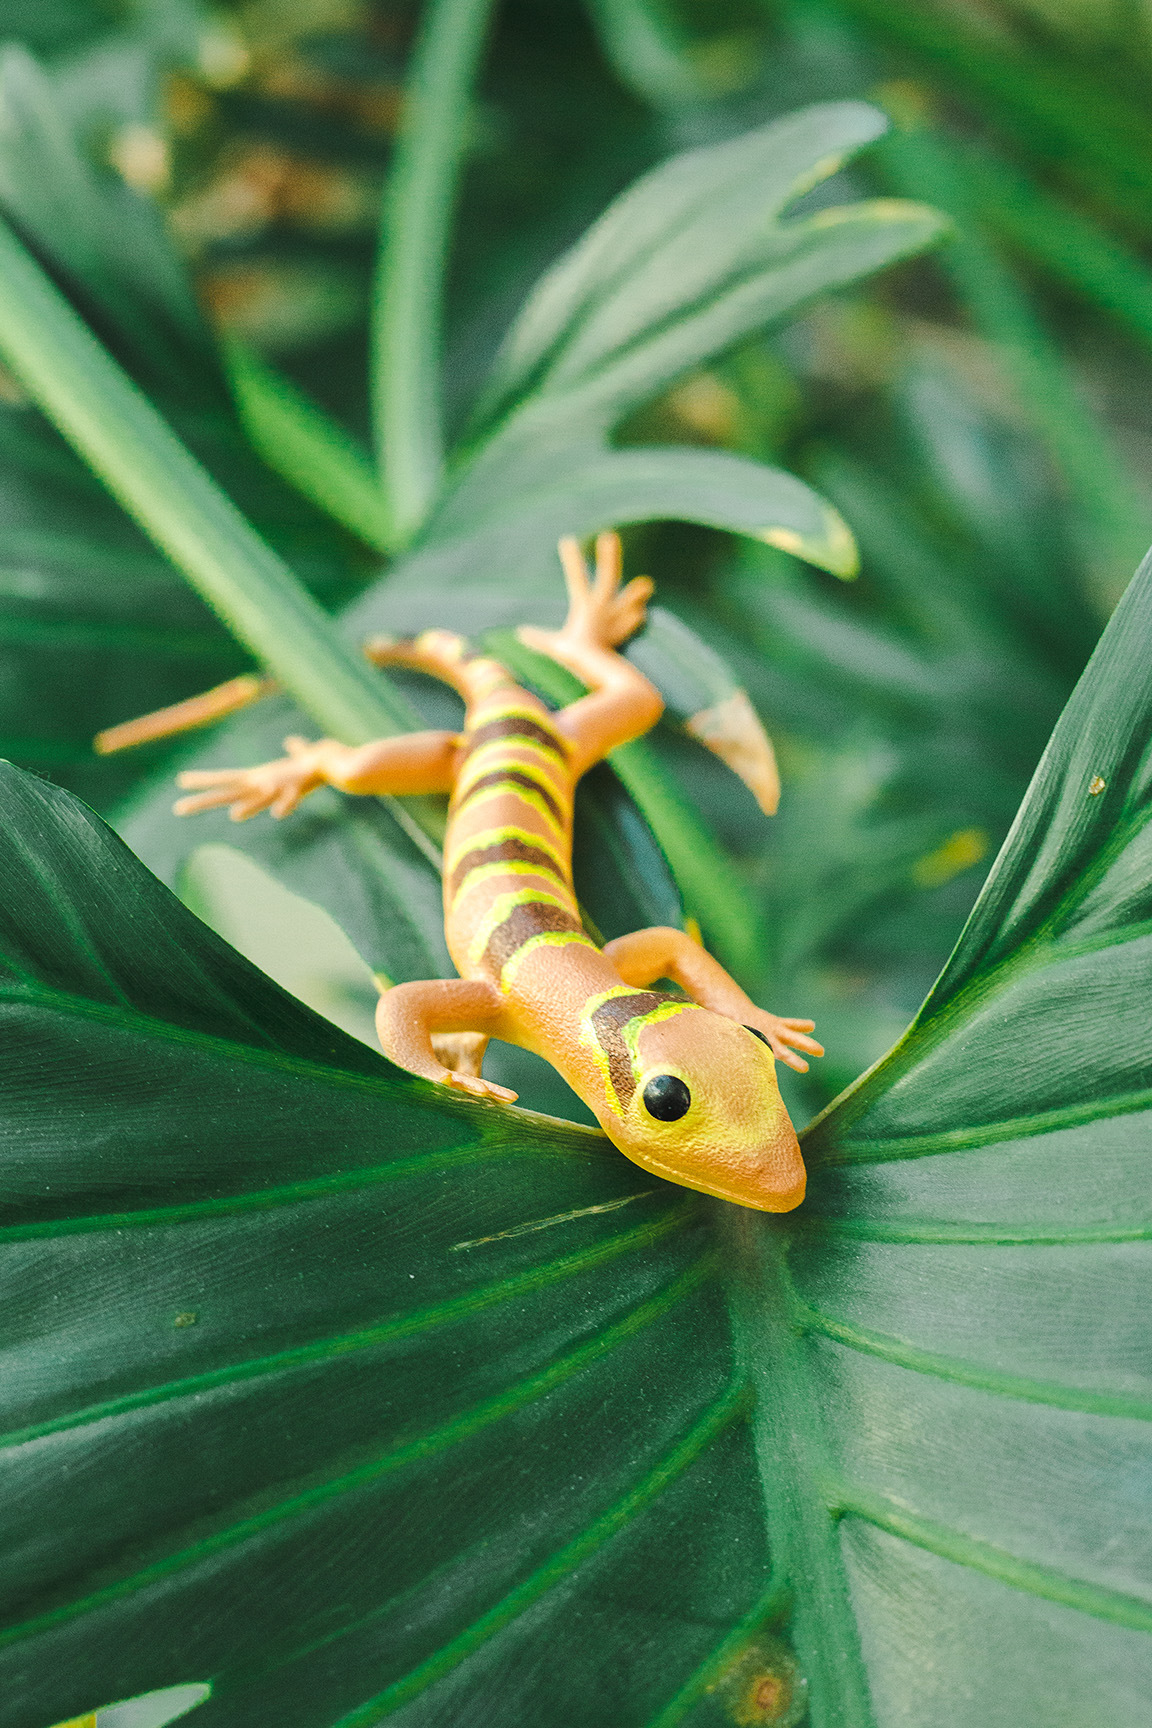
[12,543,1152,1727]
[732,549,1152,1725]
[0,761,766,1728]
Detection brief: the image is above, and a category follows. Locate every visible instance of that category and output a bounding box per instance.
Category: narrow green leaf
[432,439,859,578]
[0,214,445,851]
[584,0,709,109]
[838,0,1152,234]
[223,342,392,556]
[964,143,1152,355]
[372,0,497,541]
[0,49,371,811]
[477,102,943,433]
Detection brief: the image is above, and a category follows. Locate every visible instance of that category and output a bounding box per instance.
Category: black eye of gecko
[643,1074,691,1121]
[745,1025,769,1046]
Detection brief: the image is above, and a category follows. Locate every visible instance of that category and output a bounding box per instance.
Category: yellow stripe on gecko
[454,737,569,797]
[445,823,568,878]
[452,773,568,831]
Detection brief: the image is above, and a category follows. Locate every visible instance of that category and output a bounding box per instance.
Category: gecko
[173,533,822,1211]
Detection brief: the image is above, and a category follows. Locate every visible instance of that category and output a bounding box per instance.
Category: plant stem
[0,215,445,854]
[372,0,497,544]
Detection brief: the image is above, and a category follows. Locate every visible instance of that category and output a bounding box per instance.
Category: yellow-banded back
[446,693,596,992]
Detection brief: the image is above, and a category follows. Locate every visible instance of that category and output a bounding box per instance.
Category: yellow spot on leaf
[913,827,989,889]
[1089,775,1107,796]
[761,506,858,579]
[667,371,742,443]
[874,78,937,131]
[108,123,170,194]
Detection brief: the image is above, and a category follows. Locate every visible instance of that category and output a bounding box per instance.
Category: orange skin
[175,534,821,1211]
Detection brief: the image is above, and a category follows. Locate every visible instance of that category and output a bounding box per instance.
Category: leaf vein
[827,1482,1152,1630]
[0,1258,715,1652]
[332,1377,751,1726]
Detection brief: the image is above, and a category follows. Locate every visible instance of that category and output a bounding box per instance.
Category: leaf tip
[761,507,859,579]
[686,690,781,815]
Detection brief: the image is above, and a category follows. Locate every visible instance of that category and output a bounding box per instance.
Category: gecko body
[175,535,820,1210]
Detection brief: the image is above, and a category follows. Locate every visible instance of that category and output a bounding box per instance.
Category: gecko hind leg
[518,533,664,775]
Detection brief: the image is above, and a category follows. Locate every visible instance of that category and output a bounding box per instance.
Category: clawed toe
[443,1072,518,1104]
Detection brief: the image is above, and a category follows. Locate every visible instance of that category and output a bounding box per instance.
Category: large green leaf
[12,539,1152,1725]
[0,759,770,1728]
[730,547,1152,1725]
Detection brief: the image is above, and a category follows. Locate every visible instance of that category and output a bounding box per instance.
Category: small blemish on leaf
[1089,775,1107,796]
[708,1633,807,1727]
[174,1311,199,1328]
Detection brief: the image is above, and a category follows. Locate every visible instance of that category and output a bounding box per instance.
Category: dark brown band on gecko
[448,836,567,898]
[455,769,565,825]
[590,991,680,1107]
[466,715,567,758]
[482,899,585,973]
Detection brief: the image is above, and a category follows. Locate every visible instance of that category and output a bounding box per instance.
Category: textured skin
[175,536,820,1210]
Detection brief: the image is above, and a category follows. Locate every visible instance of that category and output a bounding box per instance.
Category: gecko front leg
[375,978,515,1101]
[174,731,460,820]
[602,926,823,1073]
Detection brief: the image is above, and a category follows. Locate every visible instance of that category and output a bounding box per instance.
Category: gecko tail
[95,629,520,756]
[364,630,518,709]
[93,674,278,754]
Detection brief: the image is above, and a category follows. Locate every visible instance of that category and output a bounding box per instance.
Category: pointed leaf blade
[746,549,1152,1726]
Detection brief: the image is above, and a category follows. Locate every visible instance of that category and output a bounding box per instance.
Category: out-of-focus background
[5,0,1152,1119]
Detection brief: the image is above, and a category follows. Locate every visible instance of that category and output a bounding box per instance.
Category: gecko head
[593,1006,806,1212]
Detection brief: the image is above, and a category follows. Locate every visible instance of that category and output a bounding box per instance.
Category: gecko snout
[607,1012,807,1212]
